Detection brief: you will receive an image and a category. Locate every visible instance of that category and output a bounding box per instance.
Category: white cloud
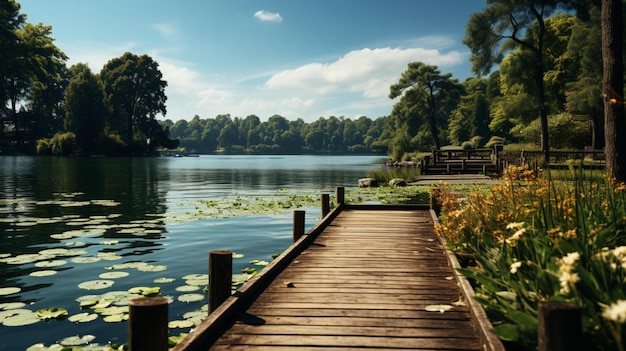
[151,23,178,39]
[254,10,283,23]
[264,46,464,100]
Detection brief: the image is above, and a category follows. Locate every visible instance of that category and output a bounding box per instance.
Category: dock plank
[176,206,501,351]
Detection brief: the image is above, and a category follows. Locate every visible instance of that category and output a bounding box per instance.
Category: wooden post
[538,301,582,351]
[209,250,232,313]
[321,194,330,217]
[128,297,169,351]
[293,210,305,242]
[336,186,345,205]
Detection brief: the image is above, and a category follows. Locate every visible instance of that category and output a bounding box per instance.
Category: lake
[0,154,386,350]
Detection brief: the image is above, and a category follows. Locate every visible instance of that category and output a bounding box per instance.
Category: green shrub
[48,132,76,156]
[36,139,52,155]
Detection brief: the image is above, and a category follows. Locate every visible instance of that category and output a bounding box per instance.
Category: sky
[18,0,488,123]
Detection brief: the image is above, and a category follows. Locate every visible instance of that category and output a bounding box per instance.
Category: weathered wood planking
[174,205,503,351]
[215,208,480,350]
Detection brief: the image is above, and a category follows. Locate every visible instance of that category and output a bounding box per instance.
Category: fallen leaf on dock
[425,304,453,313]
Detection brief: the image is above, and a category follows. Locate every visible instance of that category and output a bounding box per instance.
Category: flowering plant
[436,166,626,350]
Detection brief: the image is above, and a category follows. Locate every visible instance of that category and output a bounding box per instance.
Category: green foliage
[100,52,167,146]
[36,138,52,155]
[64,64,106,153]
[167,114,389,155]
[517,113,591,149]
[38,132,76,156]
[437,167,626,350]
[389,62,462,151]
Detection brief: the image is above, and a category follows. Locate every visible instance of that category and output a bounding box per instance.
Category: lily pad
[0,287,21,296]
[96,252,123,261]
[36,307,68,321]
[154,277,175,284]
[0,302,26,310]
[59,334,96,346]
[72,257,102,264]
[182,274,208,281]
[29,270,58,277]
[1,309,40,326]
[103,313,128,323]
[94,306,128,316]
[177,294,205,303]
[250,259,269,266]
[99,271,129,279]
[137,264,167,272]
[128,286,161,297]
[34,260,67,268]
[168,319,194,329]
[78,280,115,290]
[175,285,200,292]
[68,313,98,323]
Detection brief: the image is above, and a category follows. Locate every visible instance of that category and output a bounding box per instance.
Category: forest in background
[1,0,624,161]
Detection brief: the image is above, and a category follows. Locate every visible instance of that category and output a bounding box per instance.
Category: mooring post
[336,186,345,205]
[293,210,305,242]
[209,250,232,313]
[538,301,582,351]
[321,193,330,217]
[128,297,169,351]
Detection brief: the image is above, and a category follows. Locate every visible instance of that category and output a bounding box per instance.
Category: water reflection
[0,155,383,350]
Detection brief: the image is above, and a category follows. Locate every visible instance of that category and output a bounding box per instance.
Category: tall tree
[464,0,579,160]
[0,0,25,121]
[601,0,625,180]
[389,62,462,151]
[64,63,106,153]
[100,52,167,145]
[21,23,68,141]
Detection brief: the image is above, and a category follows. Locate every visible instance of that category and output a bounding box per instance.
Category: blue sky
[18,0,488,123]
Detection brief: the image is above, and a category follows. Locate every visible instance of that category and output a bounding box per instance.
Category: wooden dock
[173,204,504,351]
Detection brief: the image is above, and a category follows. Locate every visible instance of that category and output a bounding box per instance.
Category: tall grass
[435,166,626,350]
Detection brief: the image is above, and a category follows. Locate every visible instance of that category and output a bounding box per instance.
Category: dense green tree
[100,52,167,145]
[3,19,66,147]
[21,23,69,140]
[389,62,462,151]
[64,63,106,153]
[565,5,604,149]
[449,78,491,146]
[464,0,583,160]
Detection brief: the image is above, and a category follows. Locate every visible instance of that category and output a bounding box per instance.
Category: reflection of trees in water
[0,156,170,289]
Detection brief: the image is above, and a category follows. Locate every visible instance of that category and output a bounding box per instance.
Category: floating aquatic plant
[68,312,99,323]
[29,270,58,277]
[0,309,40,326]
[127,286,161,297]
[78,280,115,290]
[35,307,68,321]
[0,287,21,296]
[177,294,204,303]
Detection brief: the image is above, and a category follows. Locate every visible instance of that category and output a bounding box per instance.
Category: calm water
[0,155,385,350]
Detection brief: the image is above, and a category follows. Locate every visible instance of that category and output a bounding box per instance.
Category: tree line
[2,0,624,180]
[163,114,391,154]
